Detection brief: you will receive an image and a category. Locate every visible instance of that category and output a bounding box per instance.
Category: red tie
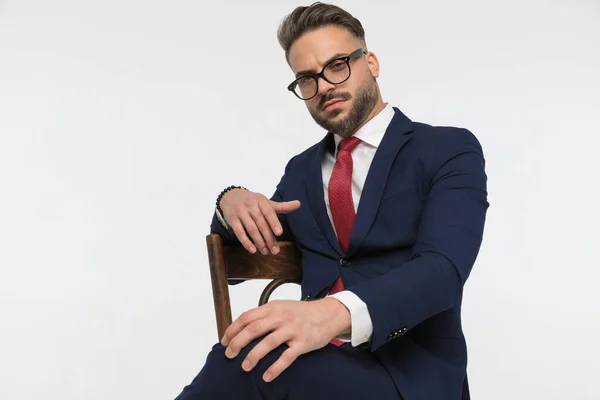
[327,136,361,346]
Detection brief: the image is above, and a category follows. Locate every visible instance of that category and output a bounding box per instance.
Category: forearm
[350,252,464,351]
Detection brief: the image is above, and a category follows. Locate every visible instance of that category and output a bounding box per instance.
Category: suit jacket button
[339,258,350,267]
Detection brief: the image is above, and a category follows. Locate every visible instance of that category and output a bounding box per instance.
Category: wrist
[216,185,247,214]
[220,189,247,207]
[321,297,351,336]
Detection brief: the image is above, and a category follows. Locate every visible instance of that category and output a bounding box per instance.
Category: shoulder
[413,122,481,146]
[410,122,484,160]
[283,134,331,171]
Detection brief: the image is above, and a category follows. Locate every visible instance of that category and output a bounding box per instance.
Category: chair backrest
[205,233,302,339]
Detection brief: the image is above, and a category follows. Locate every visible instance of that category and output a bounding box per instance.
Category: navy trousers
[174,337,402,400]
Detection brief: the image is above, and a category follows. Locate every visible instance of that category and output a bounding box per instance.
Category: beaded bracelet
[216,185,247,215]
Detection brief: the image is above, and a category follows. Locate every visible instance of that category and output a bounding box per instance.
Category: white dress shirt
[217,103,396,347]
[324,103,395,346]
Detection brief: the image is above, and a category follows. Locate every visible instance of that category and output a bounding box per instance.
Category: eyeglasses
[287,48,367,100]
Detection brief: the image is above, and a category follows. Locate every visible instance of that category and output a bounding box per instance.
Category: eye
[297,76,314,87]
[327,61,346,71]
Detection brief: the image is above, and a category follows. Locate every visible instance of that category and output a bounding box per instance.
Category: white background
[1,0,599,399]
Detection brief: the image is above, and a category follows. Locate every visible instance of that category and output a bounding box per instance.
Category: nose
[316,76,336,96]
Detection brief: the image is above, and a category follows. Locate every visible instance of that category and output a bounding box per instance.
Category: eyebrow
[294,52,348,78]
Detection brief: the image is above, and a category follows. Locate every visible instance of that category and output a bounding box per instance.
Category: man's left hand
[220,297,351,383]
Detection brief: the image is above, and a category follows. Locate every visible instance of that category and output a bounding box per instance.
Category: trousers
[174,336,402,400]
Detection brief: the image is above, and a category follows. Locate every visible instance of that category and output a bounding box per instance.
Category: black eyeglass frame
[287,48,367,100]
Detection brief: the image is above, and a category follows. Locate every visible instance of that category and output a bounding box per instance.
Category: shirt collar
[332,103,395,156]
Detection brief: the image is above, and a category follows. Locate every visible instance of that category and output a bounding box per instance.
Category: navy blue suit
[176,108,488,399]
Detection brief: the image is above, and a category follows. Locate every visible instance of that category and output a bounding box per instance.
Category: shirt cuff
[329,290,373,346]
[215,207,231,230]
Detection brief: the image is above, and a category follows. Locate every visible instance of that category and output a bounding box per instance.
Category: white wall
[1,0,599,398]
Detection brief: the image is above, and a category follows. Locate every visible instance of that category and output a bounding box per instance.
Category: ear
[365,51,380,79]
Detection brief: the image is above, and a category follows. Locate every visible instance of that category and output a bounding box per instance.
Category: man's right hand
[219,189,301,255]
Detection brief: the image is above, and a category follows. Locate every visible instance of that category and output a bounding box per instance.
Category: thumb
[270,200,301,214]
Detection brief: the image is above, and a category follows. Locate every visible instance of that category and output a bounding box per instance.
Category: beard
[308,74,379,137]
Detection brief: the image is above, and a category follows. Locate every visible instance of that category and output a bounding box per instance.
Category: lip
[322,99,345,111]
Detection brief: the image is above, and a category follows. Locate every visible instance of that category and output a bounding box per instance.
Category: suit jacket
[210,107,488,400]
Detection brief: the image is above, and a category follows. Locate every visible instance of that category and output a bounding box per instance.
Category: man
[176,2,488,399]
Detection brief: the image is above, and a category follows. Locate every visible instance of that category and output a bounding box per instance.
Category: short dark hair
[277,2,366,62]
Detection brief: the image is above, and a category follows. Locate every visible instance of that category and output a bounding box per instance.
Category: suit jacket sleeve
[350,128,489,351]
[209,157,297,245]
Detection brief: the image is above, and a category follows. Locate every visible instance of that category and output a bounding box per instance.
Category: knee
[176,341,259,399]
[204,341,246,375]
[202,337,281,382]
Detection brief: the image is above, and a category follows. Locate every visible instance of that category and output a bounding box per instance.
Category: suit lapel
[346,108,415,257]
[305,133,343,255]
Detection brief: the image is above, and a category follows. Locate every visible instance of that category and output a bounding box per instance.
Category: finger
[221,306,268,347]
[256,200,281,253]
[246,203,278,255]
[228,216,257,254]
[242,329,291,372]
[260,198,284,239]
[270,200,301,215]
[236,208,268,254]
[262,347,300,383]
[229,319,281,362]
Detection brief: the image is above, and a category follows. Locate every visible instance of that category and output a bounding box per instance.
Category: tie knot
[338,136,361,153]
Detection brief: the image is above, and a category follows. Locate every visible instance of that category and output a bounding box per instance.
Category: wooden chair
[206,233,302,340]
